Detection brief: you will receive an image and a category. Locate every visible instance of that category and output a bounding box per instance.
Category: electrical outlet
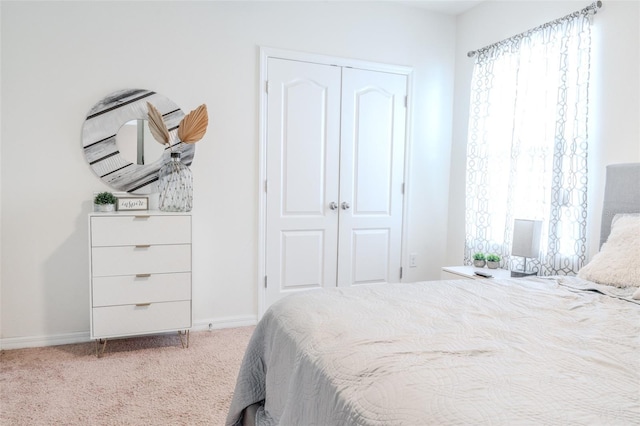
[409,253,417,268]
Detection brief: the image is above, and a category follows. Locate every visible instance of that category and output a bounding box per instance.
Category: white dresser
[89,211,192,351]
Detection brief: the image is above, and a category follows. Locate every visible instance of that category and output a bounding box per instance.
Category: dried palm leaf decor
[146,102,209,148]
[178,104,208,143]
[146,102,209,211]
[146,102,170,146]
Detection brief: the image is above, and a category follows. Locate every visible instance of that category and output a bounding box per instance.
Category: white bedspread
[227,277,640,425]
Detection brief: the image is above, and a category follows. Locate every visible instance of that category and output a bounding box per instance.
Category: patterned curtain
[465,8,594,275]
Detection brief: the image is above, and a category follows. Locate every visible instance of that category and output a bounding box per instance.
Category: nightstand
[441,265,512,280]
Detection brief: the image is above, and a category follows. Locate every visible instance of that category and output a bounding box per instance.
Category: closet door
[264,58,342,307]
[337,68,407,286]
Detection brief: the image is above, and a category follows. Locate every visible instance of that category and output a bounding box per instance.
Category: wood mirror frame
[82,89,195,194]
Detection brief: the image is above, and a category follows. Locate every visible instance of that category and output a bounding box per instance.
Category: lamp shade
[512,219,542,258]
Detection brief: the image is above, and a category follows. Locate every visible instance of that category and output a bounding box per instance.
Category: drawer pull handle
[136,273,151,278]
[134,215,151,219]
[135,303,151,307]
[135,244,151,248]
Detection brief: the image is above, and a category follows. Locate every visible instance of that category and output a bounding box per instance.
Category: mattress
[226,276,639,425]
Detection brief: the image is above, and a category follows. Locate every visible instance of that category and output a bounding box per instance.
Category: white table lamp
[511,219,542,277]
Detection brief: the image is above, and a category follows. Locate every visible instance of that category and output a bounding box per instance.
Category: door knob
[329,202,338,210]
[341,201,350,210]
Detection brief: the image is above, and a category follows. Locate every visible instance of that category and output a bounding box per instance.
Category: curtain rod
[467,1,602,58]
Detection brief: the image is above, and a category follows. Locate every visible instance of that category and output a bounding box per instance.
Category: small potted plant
[486,254,501,269]
[94,191,117,212]
[473,252,486,268]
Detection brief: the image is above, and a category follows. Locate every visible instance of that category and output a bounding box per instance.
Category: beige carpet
[0,327,254,425]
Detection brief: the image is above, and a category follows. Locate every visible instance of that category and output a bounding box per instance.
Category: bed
[227,163,640,426]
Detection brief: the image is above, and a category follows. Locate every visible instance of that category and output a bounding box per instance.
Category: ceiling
[399,0,485,15]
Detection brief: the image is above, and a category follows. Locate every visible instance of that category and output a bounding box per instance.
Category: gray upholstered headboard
[600,163,640,247]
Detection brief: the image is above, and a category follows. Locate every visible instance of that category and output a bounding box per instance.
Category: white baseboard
[192,315,258,332]
[0,331,90,351]
[0,315,258,350]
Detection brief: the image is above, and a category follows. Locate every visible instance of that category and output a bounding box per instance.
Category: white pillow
[577,215,640,288]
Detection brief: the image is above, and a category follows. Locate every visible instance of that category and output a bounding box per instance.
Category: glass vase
[158,152,193,212]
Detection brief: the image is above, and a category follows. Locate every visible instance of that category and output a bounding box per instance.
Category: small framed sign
[116,196,149,211]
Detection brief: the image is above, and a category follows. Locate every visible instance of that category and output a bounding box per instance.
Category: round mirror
[81,89,195,194]
[116,119,165,165]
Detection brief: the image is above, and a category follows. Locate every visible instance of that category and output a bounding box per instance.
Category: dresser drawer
[91,215,191,247]
[92,301,191,339]
[92,272,191,307]
[92,244,191,277]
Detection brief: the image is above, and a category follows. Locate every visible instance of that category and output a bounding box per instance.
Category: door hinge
[264,179,268,193]
[264,275,268,288]
[265,80,270,94]
[400,267,403,279]
[404,95,408,108]
[401,183,405,194]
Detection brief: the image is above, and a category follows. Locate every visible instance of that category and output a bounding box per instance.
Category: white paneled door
[265,57,407,309]
[265,59,342,307]
[337,68,407,287]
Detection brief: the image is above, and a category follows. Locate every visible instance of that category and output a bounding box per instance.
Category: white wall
[0,1,456,346]
[448,0,640,266]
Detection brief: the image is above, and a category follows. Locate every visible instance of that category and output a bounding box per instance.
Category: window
[465,8,595,275]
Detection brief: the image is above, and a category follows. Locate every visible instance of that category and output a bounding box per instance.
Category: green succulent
[486,254,501,262]
[473,252,486,261]
[94,191,117,205]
